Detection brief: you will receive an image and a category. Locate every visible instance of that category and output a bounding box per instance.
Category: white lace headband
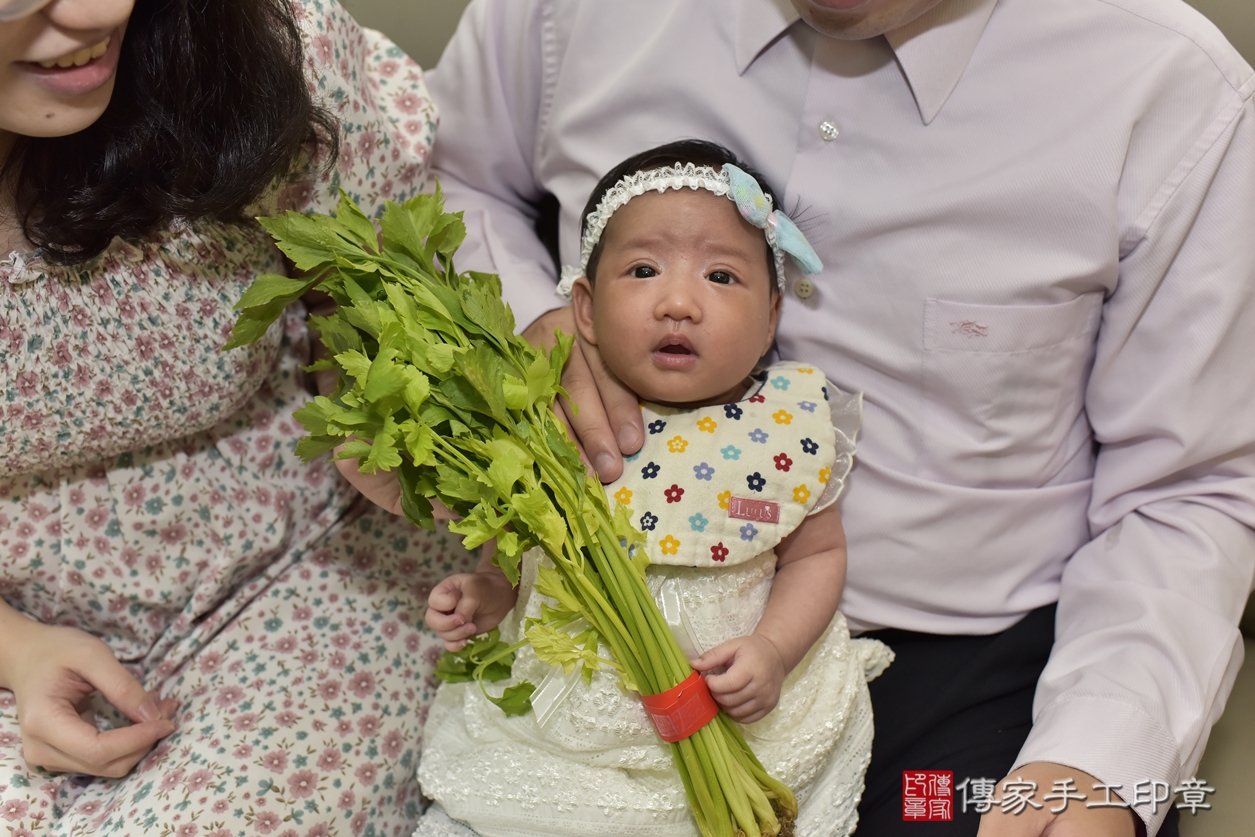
[555,162,823,300]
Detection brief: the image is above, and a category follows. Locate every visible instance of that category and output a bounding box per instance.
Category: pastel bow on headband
[722,164,823,276]
[556,161,823,300]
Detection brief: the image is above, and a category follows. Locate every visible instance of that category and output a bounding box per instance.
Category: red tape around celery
[640,671,720,742]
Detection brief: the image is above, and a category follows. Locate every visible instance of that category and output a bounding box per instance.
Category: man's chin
[789,0,949,40]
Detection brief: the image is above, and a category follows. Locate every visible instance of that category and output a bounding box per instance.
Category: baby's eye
[708,271,735,285]
[632,266,658,278]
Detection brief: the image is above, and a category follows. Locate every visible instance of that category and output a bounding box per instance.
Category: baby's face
[572,189,781,407]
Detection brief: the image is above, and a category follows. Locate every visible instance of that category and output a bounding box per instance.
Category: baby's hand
[690,634,786,724]
[424,572,517,651]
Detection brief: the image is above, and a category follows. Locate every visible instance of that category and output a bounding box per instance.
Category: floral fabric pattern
[0,2,466,835]
[0,505,473,837]
[603,363,855,568]
[0,227,289,477]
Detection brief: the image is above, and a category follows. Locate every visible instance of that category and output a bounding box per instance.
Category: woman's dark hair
[2,0,338,265]
[580,139,782,290]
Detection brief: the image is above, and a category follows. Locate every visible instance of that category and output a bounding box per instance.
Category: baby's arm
[691,503,847,723]
[424,546,519,651]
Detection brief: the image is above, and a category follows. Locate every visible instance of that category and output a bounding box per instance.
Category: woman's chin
[3,91,114,138]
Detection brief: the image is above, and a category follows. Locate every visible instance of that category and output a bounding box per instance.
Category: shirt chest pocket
[920,295,1103,487]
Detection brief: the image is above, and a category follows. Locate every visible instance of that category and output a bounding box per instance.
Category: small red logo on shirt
[903,771,953,821]
[950,319,988,338]
[727,497,779,523]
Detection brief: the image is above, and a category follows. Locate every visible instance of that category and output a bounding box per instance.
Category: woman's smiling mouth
[36,36,110,69]
[21,32,121,96]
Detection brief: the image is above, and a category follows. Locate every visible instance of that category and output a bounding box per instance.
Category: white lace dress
[416,363,893,837]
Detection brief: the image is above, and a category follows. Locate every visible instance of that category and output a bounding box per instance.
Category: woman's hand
[326,304,644,508]
[306,289,453,520]
[0,605,176,777]
[332,454,460,521]
[301,286,419,516]
[334,455,407,515]
[522,306,644,483]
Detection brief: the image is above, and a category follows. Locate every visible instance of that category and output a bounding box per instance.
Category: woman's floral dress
[0,2,473,835]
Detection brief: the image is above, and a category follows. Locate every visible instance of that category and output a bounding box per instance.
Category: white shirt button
[793,277,815,299]
[818,120,840,142]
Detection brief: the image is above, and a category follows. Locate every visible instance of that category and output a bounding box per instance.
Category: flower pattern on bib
[604,362,855,567]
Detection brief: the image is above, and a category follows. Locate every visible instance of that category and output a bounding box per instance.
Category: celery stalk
[229,189,798,837]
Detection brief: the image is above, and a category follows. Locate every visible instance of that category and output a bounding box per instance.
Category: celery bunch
[228,190,797,837]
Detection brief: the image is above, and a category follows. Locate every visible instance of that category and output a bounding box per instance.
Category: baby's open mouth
[36,36,109,69]
[655,335,695,356]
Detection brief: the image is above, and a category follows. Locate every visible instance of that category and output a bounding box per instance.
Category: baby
[416,140,890,837]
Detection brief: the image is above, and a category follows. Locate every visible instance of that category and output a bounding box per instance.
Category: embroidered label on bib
[727,497,780,523]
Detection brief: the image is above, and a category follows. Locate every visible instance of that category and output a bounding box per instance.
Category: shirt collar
[735,0,1000,125]
[885,0,1000,124]
[734,0,801,75]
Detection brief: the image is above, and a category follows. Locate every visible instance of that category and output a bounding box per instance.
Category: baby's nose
[653,276,704,323]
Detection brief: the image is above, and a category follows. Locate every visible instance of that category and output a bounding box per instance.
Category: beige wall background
[342,0,1253,70]
[1187,0,1255,62]
[339,0,470,69]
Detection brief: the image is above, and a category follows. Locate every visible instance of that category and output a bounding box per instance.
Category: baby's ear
[570,275,600,346]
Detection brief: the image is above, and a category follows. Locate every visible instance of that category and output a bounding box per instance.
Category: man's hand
[521,306,643,483]
[0,608,177,778]
[977,763,1140,837]
[690,634,787,724]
